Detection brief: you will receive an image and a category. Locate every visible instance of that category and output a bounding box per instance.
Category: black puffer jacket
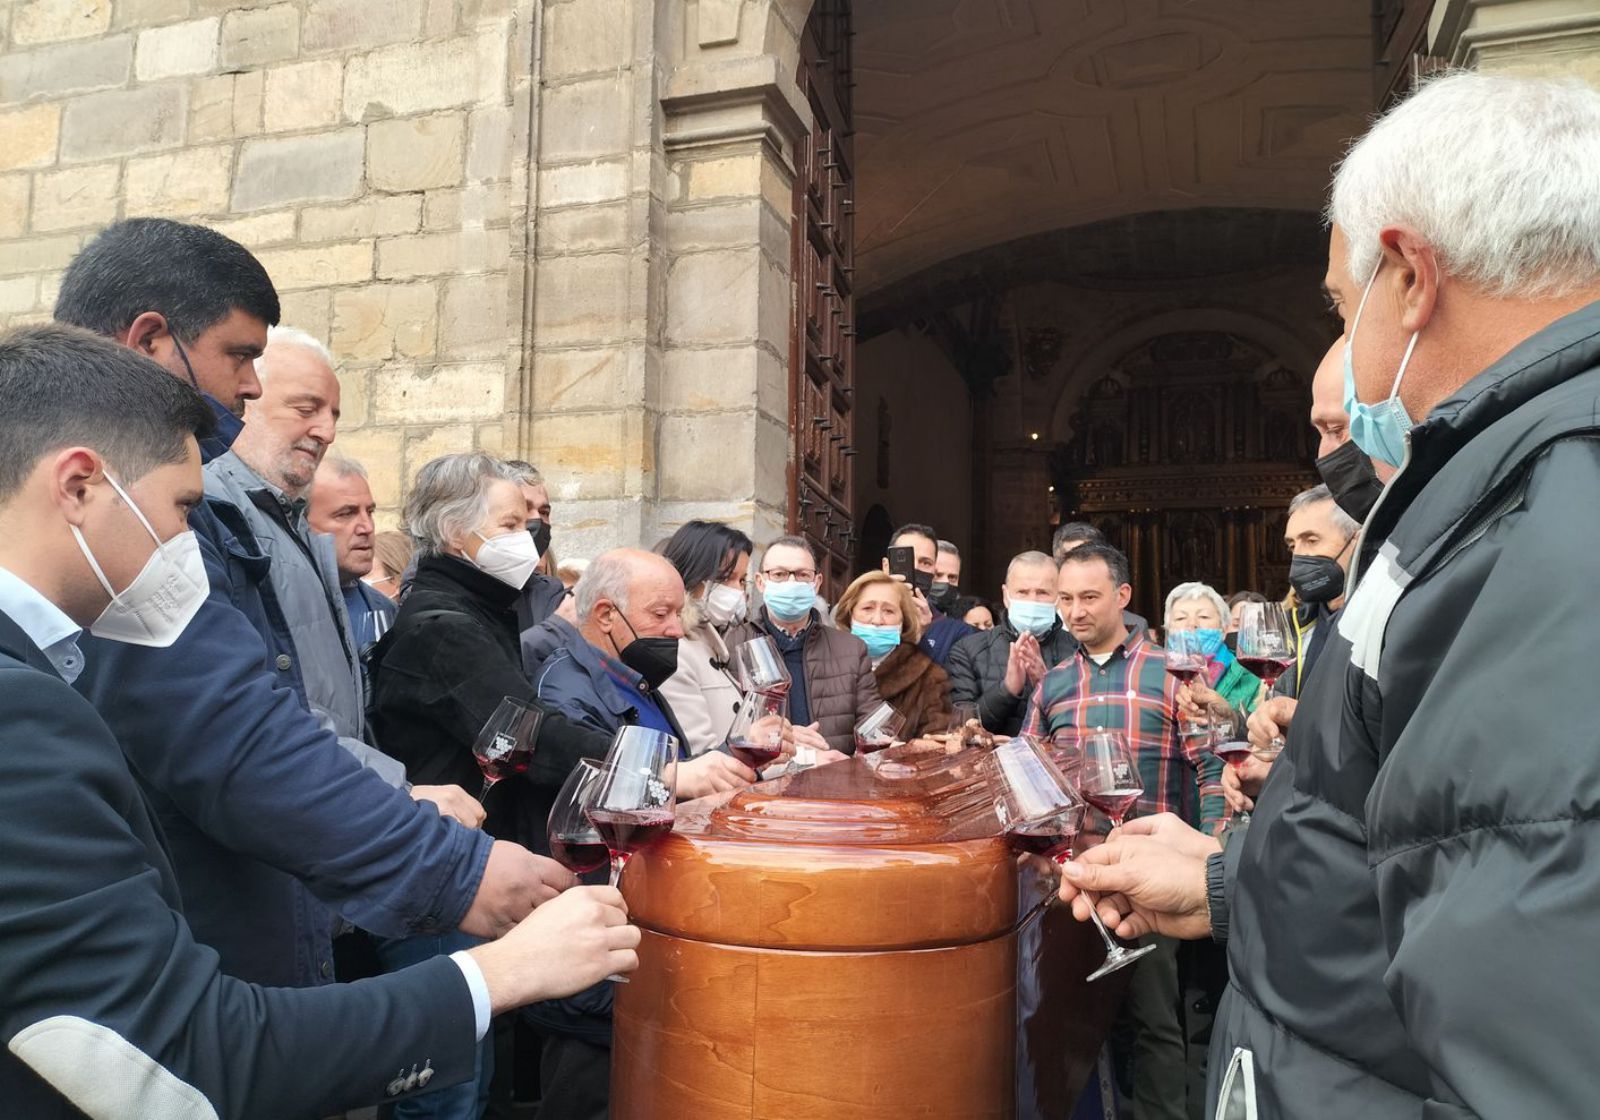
[946,619,1078,736]
[368,556,609,847]
[1211,302,1600,1118]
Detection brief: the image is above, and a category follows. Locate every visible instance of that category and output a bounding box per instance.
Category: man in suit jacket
[0,325,639,1118]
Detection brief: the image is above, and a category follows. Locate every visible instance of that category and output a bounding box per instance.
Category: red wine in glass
[1213,741,1254,771]
[549,832,609,875]
[1165,664,1204,684]
[586,807,676,862]
[1083,788,1141,822]
[1237,655,1296,690]
[730,741,783,768]
[1003,817,1079,863]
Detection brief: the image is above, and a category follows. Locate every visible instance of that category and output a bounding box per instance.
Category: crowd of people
[2,67,1599,1120]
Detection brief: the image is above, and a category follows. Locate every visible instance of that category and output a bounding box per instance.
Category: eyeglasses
[762,569,816,583]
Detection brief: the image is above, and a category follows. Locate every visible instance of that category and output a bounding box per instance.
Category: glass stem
[608,853,628,889]
[1081,890,1123,953]
[478,778,494,804]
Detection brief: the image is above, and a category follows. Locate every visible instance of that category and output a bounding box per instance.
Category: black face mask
[1316,440,1383,524]
[612,613,679,690]
[1288,552,1347,605]
[928,581,958,613]
[910,569,933,595]
[526,518,551,558]
[1223,631,1239,653]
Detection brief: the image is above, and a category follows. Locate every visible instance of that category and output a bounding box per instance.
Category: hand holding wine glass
[727,690,788,771]
[471,696,543,803]
[1073,727,1158,981]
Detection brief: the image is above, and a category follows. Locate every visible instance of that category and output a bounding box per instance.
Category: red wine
[1237,656,1295,687]
[731,742,782,768]
[1213,742,1253,771]
[1083,788,1141,821]
[854,734,893,753]
[549,833,608,874]
[586,808,675,855]
[477,734,534,783]
[1165,665,1203,684]
[1004,819,1078,862]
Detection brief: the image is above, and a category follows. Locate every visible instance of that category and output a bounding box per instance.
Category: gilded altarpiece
[1051,331,1318,620]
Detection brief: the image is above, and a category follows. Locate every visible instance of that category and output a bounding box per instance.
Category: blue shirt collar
[0,565,86,683]
[198,394,243,465]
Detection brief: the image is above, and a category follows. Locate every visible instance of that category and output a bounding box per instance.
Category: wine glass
[989,736,1086,865]
[853,701,905,754]
[733,636,791,696]
[1236,602,1296,754]
[585,726,679,889]
[546,759,609,875]
[1163,629,1209,740]
[728,689,787,772]
[471,696,543,803]
[1074,727,1158,981]
[1208,706,1254,828]
[947,700,984,748]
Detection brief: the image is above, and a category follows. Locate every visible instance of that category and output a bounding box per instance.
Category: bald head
[576,547,686,655]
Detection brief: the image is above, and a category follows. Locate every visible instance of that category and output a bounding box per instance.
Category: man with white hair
[1053,72,1600,1118]
[206,330,389,765]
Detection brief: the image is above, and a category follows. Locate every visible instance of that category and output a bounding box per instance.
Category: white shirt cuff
[449,950,492,1040]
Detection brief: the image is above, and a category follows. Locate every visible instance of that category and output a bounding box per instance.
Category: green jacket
[1212,656,1263,713]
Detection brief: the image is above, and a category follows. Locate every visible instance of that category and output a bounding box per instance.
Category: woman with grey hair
[1163,580,1263,715]
[367,453,612,1120]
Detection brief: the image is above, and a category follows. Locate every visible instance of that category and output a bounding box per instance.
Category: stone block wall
[0,0,533,529]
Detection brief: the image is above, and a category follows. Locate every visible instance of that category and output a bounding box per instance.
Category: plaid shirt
[1020,630,1225,831]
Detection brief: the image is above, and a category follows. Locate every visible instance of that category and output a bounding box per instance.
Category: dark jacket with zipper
[946,619,1078,736]
[368,555,610,849]
[1209,301,1600,1119]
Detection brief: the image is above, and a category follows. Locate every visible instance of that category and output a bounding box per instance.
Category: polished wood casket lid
[623,750,1017,952]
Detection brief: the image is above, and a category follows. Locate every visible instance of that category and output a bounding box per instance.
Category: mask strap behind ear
[1388,328,1421,399]
[70,525,119,600]
[102,473,163,548]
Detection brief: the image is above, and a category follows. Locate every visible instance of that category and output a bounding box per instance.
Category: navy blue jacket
[74,400,492,988]
[918,613,976,666]
[528,635,691,1045]
[0,610,478,1119]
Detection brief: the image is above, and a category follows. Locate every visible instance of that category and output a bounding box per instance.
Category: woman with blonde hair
[834,570,952,738]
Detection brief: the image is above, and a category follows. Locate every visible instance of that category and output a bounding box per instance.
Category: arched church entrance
[777,0,1425,604]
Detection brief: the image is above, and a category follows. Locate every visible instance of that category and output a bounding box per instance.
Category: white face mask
[470,528,540,589]
[72,474,208,648]
[702,582,748,627]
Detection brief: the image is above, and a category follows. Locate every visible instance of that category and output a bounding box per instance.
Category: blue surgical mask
[763,580,817,622]
[1007,599,1058,637]
[1191,628,1226,659]
[1343,258,1421,468]
[851,622,902,659]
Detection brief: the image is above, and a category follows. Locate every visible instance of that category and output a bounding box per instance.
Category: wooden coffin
[611,747,1127,1119]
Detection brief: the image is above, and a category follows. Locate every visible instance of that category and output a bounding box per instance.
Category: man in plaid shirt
[1020,543,1225,831]
[1020,540,1221,1120]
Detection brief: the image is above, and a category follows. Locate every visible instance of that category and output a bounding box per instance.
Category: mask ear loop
[1387,328,1422,401]
[72,472,167,603]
